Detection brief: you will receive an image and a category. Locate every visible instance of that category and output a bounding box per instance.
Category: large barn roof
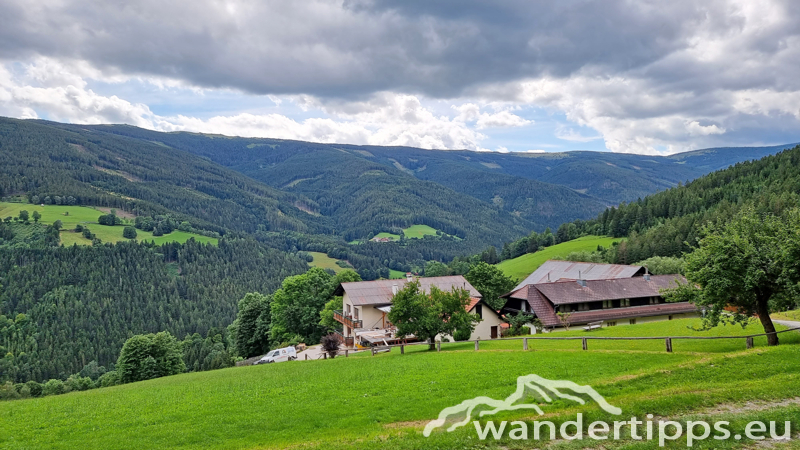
[514,260,645,290]
[334,276,481,306]
[533,274,686,305]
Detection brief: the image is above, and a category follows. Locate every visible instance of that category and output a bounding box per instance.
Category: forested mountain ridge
[513,144,800,266]
[0,118,323,236]
[48,121,796,207]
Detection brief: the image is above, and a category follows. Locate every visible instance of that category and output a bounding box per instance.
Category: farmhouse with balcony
[500,260,697,330]
[332,274,503,347]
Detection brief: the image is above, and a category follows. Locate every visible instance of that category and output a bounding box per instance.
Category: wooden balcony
[333,310,362,329]
[334,330,355,347]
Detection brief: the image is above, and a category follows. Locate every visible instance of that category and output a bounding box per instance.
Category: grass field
[402,224,438,239]
[773,309,800,321]
[307,251,347,273]
[2,318,800,450]
[0,202,217,246]
[373,225,441,241]
[496,235,623,281]
[389,269,406,279]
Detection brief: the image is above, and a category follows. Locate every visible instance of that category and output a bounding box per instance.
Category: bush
[123,226,137,239]
[453,328,472,341]
[320,334,340,359]
[25,380,43,397]
[116,332,186,384]
[65,374,94,392]
[0,381,20,400]
[97,370,120,387]
[42,379,65,396]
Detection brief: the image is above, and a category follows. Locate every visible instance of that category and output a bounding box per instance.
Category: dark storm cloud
[1,0,793,99]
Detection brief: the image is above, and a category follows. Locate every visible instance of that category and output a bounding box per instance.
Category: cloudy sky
[1,0,799,154]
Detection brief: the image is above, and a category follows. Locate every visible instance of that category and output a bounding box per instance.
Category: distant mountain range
[0,117,793,252]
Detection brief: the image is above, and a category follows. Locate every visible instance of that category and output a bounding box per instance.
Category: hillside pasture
[307,251,347,273]
[0,202,217,246]
[2,318,800,449]
[402,224,438,238]
[496,235,623,280]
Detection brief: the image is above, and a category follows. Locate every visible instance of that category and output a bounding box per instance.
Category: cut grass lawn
[307,251,347,273]
[496,235,623,281]
[0,202,217,246]
[3,318,800,450]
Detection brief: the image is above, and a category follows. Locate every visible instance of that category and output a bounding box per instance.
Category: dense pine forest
[0,230,306,383]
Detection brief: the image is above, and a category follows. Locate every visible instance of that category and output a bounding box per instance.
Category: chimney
[577,270,586,287]
[547,272,551,283]
[406,272,413,282]
[644,265,651,281]
[392,283,399,295]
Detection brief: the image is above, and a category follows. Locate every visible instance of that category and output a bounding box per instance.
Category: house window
[354,307,359,320]
[649,296,661,305]
[475,304,483,319]
[575,303,590,312]
[346,304,351,315]
[621,299,631,307]
[629,318,637,325]
[606,321,617,327]
[561,305,572,313]
[603,300,612,309]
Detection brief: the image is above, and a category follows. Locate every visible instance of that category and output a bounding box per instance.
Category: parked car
[254,346,297,364]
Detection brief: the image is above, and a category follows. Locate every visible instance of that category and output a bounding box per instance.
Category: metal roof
[335,276,482,306]
[514,260,645,290]
[533,274,686,305]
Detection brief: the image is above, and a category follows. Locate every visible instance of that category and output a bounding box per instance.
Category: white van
[254,346,297,364]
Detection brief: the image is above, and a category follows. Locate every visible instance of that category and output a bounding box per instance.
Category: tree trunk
[756,297,779,346]
[428,338,436,351]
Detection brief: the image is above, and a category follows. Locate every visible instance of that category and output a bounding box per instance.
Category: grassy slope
[2,319,799,450]
[402,224,438,238]
[307,251,346,273]
[496,235,623,281]
[0,202,217,246]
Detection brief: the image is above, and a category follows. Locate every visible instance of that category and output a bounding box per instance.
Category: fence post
[747,337,754,349]
[523,337,528,351]
[324,353,327,359]
[437,341,441,352]
[475,338,480,351]
[401,344,405,355]
[305,354,308,361]
[345,349,349,357]
[582,338,587,351]
[665,337,673,353]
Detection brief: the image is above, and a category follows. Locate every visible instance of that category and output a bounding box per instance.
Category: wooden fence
[361,326,800,355]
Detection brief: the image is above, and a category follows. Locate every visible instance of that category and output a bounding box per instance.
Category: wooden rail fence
[364,326,800,356]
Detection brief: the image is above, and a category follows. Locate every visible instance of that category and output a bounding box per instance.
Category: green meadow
[373,224,441,241]
[307,251,348,273]
[0,202,217,246]
[497,235,623,281]
[2,318,799,450]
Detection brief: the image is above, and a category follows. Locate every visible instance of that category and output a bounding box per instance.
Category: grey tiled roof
[334,276,481,306]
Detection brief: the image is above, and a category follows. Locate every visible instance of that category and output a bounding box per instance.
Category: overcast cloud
[0,0,799,154]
